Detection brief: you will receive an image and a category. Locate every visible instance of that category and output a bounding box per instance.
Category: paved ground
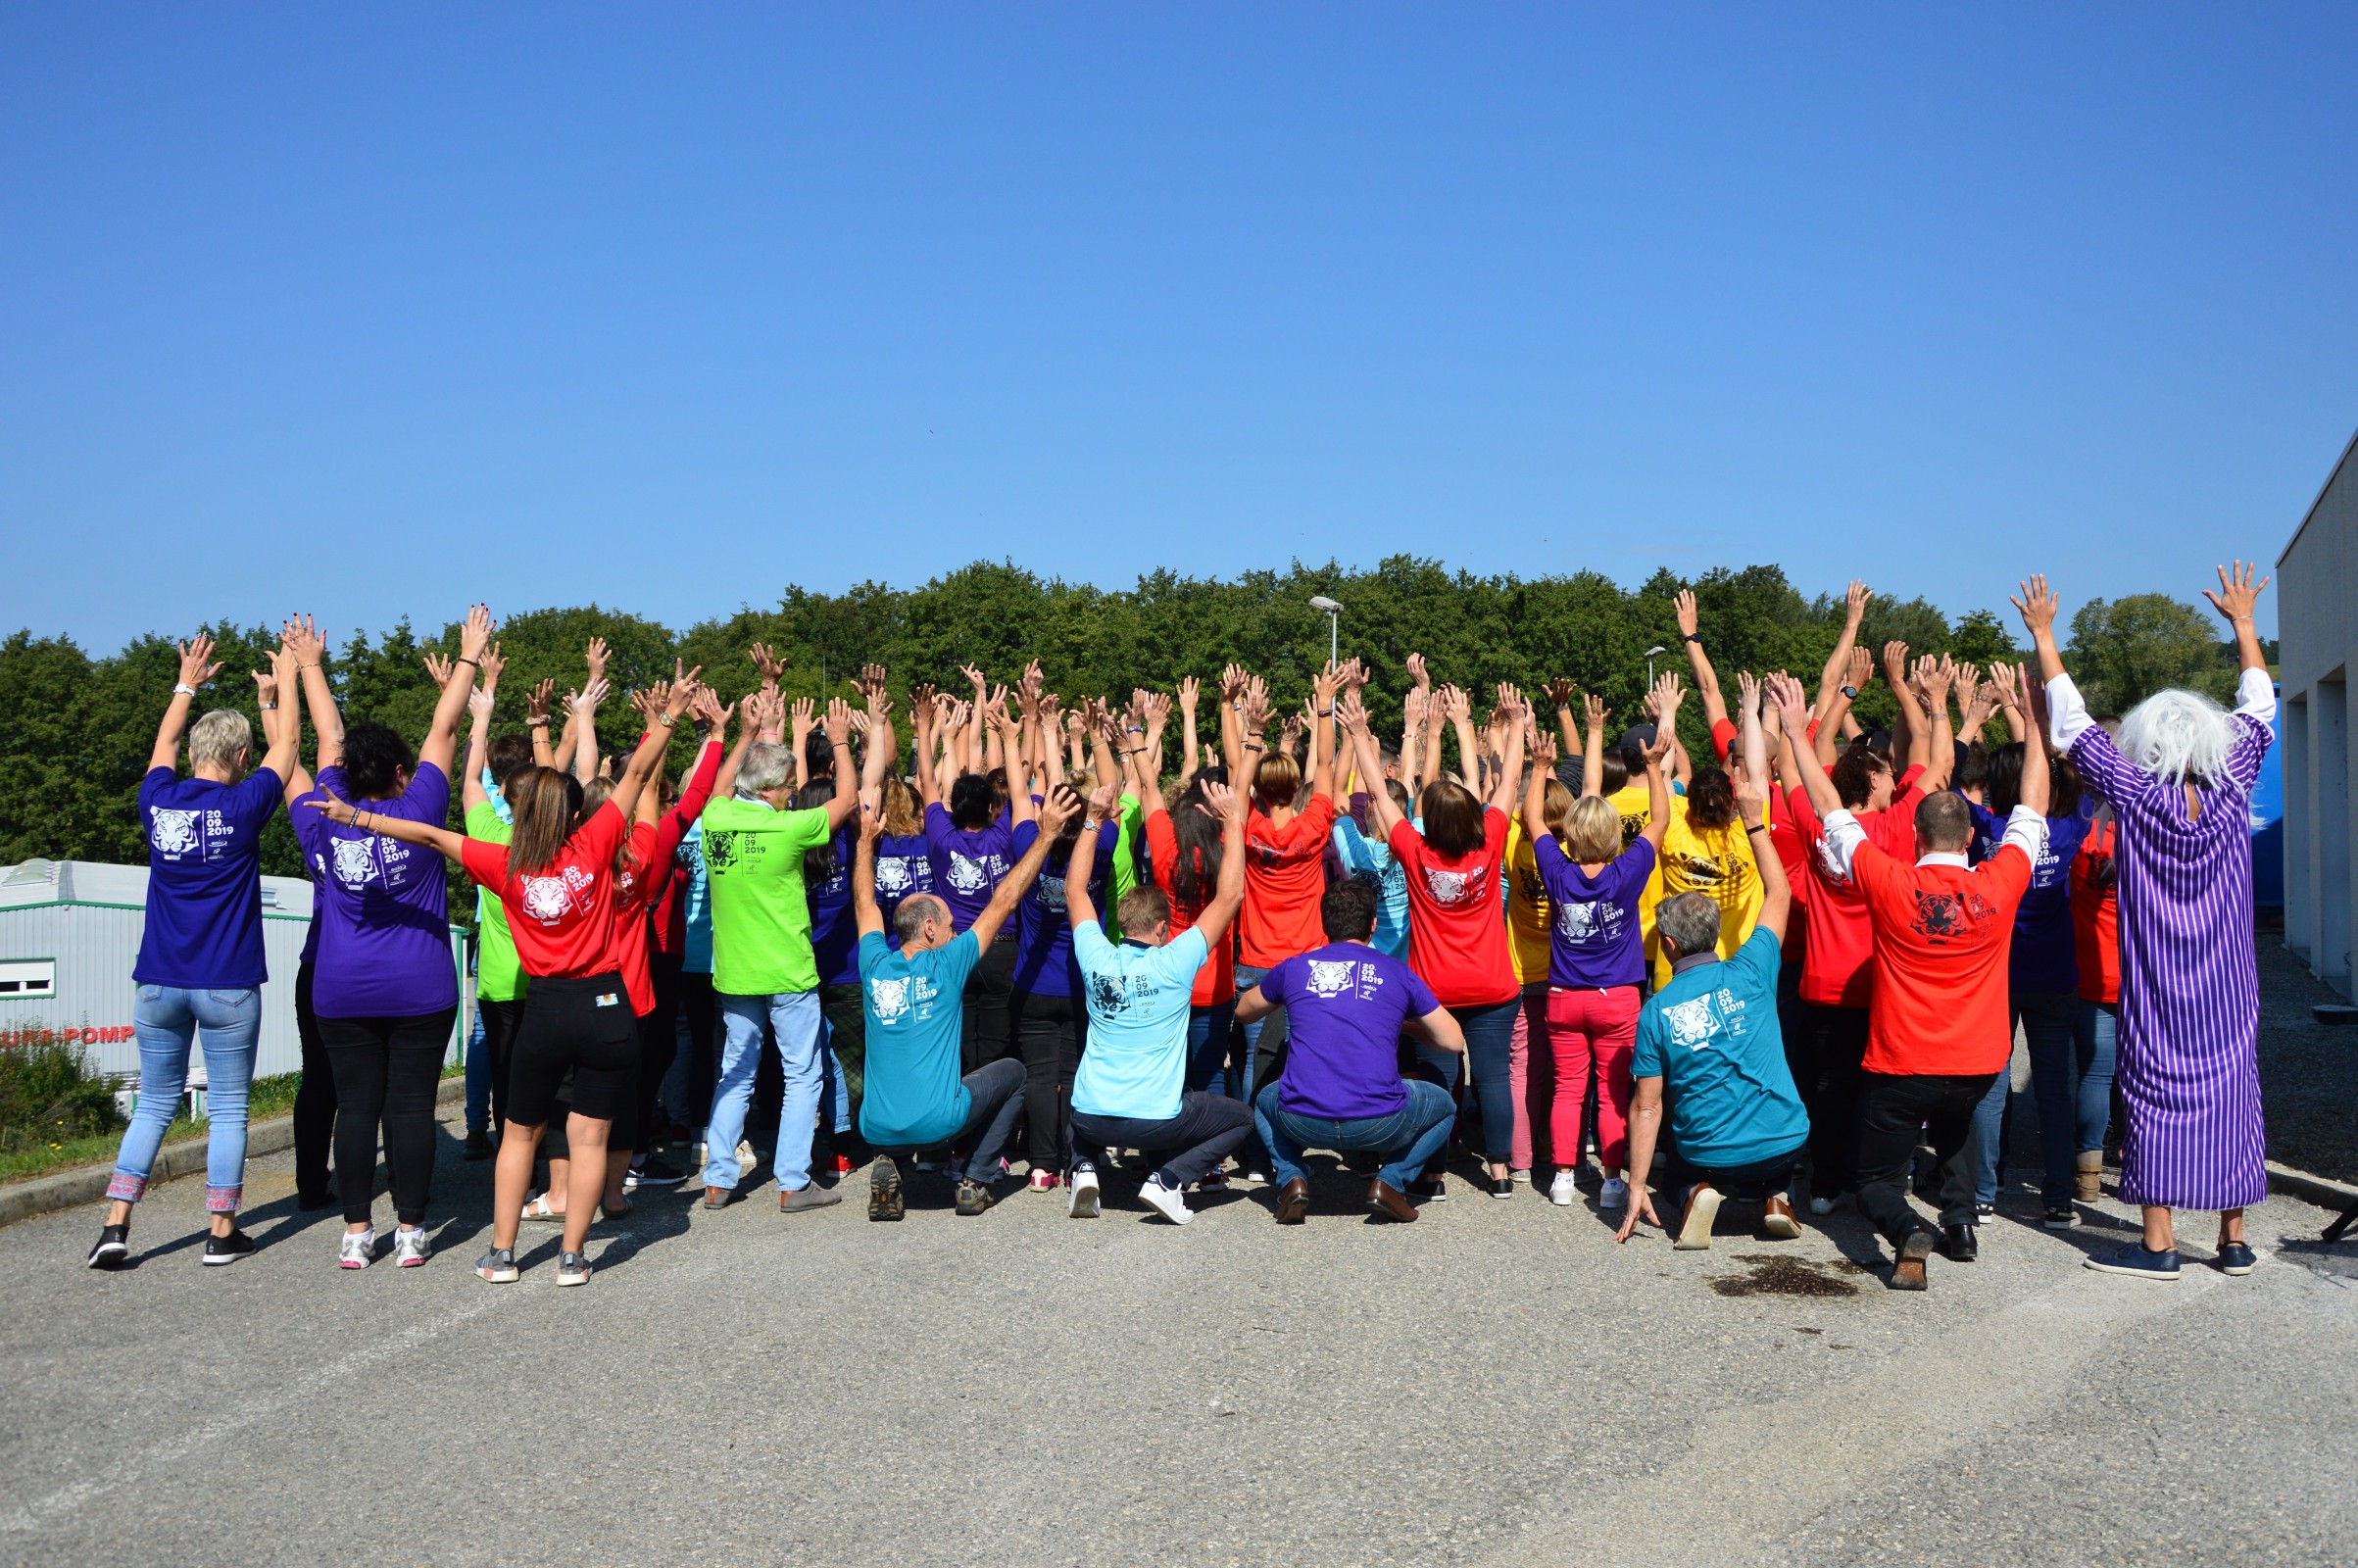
[3,1099,2356,1568]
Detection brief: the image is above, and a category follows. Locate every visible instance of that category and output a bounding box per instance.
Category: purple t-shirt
[134,765,284,989]
[807,828,859,988]
[1533,834,1655,990]
[873,832,935,933]
[923,803,1014,933]
[291,763,459,1018]
[1259,942,1438,1120]
[1008,818,1117,998]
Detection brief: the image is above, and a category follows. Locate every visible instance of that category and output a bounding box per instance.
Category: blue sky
[4,6,2350,652]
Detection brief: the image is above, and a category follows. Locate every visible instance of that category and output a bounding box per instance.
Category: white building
[2278,424,2358,994]
[0,858,463,1081]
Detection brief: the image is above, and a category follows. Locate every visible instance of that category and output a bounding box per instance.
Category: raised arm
[1580,693,1608,800]
[1771,672,1842,822]
[606,674,700,823]
[1913,656,1955,791]
[419,605,493,779]
[1738,766,1790,944]
[280,614,344,774]
[1814,579,1871,721]
[1639,673,1679,850]
[1339,694,1404,841]
[1489,683,1528,817]
[817,701,860,829]
[714,689,773,800]
[1521,725,1558,843]
[257,648,311,803]
[149,634,221,772]
[557,677,608,787]
[1398,685,1428,796]
[973,785,1077,950]
[1185,777,1250,950]
[1814,648,1871,767]
[524,679,556,769]
[2204,561,2273,678]
[1674,590,1731,735]
[852,786,886,939]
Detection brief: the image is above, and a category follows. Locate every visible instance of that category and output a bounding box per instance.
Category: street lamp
[1309,596,1343,667]
[1646,645,1667,687]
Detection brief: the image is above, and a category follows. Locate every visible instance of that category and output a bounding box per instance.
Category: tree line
[1,556,2256,894]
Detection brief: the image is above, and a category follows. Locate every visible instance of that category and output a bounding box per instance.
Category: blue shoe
[2085,1240,2180,1279]
[2213,1241,2257,1276]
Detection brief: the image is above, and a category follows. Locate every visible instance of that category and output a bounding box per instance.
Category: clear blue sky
[5,6,2351,652]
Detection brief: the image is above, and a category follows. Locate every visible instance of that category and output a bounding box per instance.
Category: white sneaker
[1510,1168,1531,1188]
[1067,1165,1102,1219]
[338,1229,376,1269]
[735,1140,758,1173]
[1138,1173,1195,1226]
[392,1226,430,1268]
[1808,1196,1836,1216]
[1547,1171,1579,1206]
[1599,1177,1630,1209]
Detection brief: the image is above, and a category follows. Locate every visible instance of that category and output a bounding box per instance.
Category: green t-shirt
[465,801,521,1002]
[1106,792,1144,942]
[701,795,832,996]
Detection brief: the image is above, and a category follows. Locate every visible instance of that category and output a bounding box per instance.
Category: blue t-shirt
[807,828,859,988]
[1967,801,2086,993]
[134,764,283,989]
[1069,925,1208,1121]
[857,929,981,1148]
[1332,818,1409,958]
[872,831,935,933]
[1259,942,1438,1120]
[923,802,1014,933]
[676,823,713,974]
[1631,928,1808,1169]
[1008,818,1117,998]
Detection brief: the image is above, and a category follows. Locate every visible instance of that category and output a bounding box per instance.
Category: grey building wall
[2278,425,2358,995]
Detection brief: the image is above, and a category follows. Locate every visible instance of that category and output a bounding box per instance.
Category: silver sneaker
[338,1228,376,1269]
[392,1226,430,1268]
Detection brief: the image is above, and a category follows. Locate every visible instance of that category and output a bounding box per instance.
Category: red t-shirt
[461,801,629,982]
[1145,807,1235,1006]
[2072,815,2119,1005]
[1389,808,1518,1008]
[1784,766,1927,1007]
[1238,793,1337,969]
[646,739,723,958]
[1849,841,2034,1076]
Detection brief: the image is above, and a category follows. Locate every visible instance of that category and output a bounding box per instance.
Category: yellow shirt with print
[1639,797,1764,991]
[1502,817,1552,986]
[1606,784,1651,851]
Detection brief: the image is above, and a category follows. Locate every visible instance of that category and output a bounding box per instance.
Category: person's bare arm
[972,785,1076,951]
[1405,1004,1465,1055]
[1580,693,1607,800]
[816,701,860,829]
[256,651,310,803]
[1489,683,1528,817]
[1770,672,1842,821]
[1399,685,1427,794]
[1521,727,1558,843]
[2204,560,2273,676]
[281,614,345,773]
[419,606,493,780]
[1185,777,1250,950]
[1339,695,1404,841]
[606,674,699,823]
[1815,579,1871,720]
[1615,1077,1667,1243]
[1639,674,1679,851]
[1061,782,1121,934]
[1915,656,1955,790]
[853,786,886,939]
[1737,774,1789,944]
[301,795,471,863]
[1815,648,1871,768]
[558,677,608,786]
[149,634,221,772]
[1674,590,1731,735]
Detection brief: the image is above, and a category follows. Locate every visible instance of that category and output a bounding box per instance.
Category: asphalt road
[3,1103,2355,1568]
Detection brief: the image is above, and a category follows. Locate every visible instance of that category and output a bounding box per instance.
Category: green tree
[2066,594,2233,715]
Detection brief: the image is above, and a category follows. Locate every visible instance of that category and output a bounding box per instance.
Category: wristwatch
[1841,685,1859,700]
[172,683,196,697]
[1682,632,1702,645]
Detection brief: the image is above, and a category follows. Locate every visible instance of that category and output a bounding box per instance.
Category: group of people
[86,561,2280,1294]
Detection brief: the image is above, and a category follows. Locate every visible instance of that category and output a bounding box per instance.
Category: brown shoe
[1890,1228,1934,1291]
[1370,1179,1419,1223]
[703,1185,734,1209]
[1274,1177,1311,1225]
[2076,1151,2104,1202]
[1674,1182,1722,1250]
[1761,1192,1802,1240]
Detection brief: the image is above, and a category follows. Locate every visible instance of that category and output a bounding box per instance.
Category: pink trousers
[1546,984,1642,1174]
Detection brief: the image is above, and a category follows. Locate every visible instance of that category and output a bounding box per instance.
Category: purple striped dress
[2067,714,2269,1209]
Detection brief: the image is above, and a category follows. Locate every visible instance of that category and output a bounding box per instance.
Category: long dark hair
[1987,743,2082,819]
[1686,765,1736,831]
[1167,779,1223,910]
[795,777,840,881]
[507,766,588,878]
[949,772,997,831]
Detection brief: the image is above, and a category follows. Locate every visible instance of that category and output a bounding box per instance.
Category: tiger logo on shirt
[330,837,377,887]
[1306,959,1357,997]
[870,975,912,1023]
[1909,887,1996,944]
[1424,867,1474,904]
[149,807,201,858]
[875,856,911,895]
[946,853,990,895]
[518,865,595,923]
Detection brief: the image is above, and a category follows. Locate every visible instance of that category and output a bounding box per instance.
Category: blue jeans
[1416,1000,1517,1164]
[707,990,824,1192]
[2073,1000,2119,1157]
[1253,1079,1457,1192]
[464,1002,491,1133]
[109,985,262,1213]
[2016,989,2080,1207]
[1184,1000,1240,1095]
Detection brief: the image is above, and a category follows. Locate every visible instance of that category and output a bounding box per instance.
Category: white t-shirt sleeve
[2046,672,2092,752]
[1821,808,1868,882]
[2235,665,2278,725]
[2000,805,2049,862]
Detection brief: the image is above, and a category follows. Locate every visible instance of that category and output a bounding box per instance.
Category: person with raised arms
[1064,775,1251,1226]
[299,664,698,1286]
[917,681,1022,1075]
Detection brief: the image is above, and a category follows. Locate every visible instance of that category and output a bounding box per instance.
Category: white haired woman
[2019,565,2272,1279]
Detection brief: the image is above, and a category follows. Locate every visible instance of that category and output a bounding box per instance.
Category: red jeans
[1546,985,1641,1174]
[1505,983,1548,1170]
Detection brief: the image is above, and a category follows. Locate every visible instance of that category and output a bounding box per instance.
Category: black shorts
[507,973,639,1128]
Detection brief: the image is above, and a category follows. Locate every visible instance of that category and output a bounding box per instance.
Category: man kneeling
[853,783,1072,1219]
[1237,878,1464,1224]
[1617,766,1807,1250]
[1066,778,1250,1225]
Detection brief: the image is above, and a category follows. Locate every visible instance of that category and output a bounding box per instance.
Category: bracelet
[1127,726,1145,734]
[455,657,479,669]
[1682,632,1703,644]
[658,714,677,728]
[528,718,550,729]
[172,683,196,697]
[1744,821,1769,835]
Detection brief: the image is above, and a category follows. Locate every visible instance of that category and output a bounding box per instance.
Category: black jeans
[636,952,685,1150]
[1664,1142,1806,1204]
[678,968,719,1134]
[1796,1004,1869,1197]
[292,959,336,1203]
[318,1006,459,1227]
[868,1058,1027,1185]
[961,929,1018,1073]
[1855,1070,1998,1247]
[1071,1092,1255,1189]
[1011,990,1087,1170]
[479,994,525,1133]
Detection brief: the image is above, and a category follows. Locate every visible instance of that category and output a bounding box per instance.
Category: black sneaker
[86,1224,129,1270]
[955,1179,999,1217]
[202,1228,256,1266]
[463,1129,495,1162]
[628,1156,687,1189]
[1408,1176,1448,1202]
[2041,1203,2080,1229]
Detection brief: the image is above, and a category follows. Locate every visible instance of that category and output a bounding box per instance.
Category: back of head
[1540,778,1576,841]
[488,733,535,786]
[1986,742,2027,815]
[1566,795,1622,863]
[1168,781,1223,908]
[1118,886,1171,940]
[188,710,252,773]
[1914,790,1973,855]
[794,777,839,880]
[2116,688,2233,788]
[1655,891,1722,959]
[1320,876,1380,943]
[949,772,997,830]
[1598,752,1630,797]
[1253,750,1302,808]
[735,741,794,801]
[892,892,949,948]
[1829,744,1888,810]
[1384,778,1413,820]
[340,720,415,800]
[1418,778,1486,858]
[509,766,586,877]
[1686,765,1735,831]
[879,776,922,837]
[1954,742,1990,797]
[805,729,837,781]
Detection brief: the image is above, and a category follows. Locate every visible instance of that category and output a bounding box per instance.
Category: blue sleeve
[1733,925,1781,989]
[237,767,285,830]
[1159,927,1208,985]
[1258,955,1297,1006]
[1400,964,1440,1018]
[1011,819,1040,858]
[1531,831,1572,904]
[1631,1007,1663,1080]
[410,760,451,819]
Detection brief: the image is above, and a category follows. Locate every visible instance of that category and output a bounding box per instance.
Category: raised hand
[565,677,610,716]
[1766,671,1811,731]
[1405,652,1431,691]
[1844,647,1873,692]
[958,663,987,694]
[1583,692,1610,734]
[584,637,610,685]
[2202,562,2270,624]
[749,642,785,684]
[1020,660,1045,700]
[1495,682,1530,723]
[478,642,506,688]
[1198,778,1238,818]
[2010,574,2060,639]
[627,685,664,726]
[1436,684,1471,722]
[823,697,855,744]
[1732,775,1765,822]
[1402,686,1429,728]
[1921,655,1956,705]
[664,670,701,720]
[459,604,495,663]
[1881,641,1911,689]
[422,652,456,687]
[1084,780,1120,822]
[1736,669,1761,721]
[1674,589,1699,639]
[525,678,556,726]
[467,684,494,724]
[251,664,280,710]
[1219,663,1247,702]
[1541,677,1578,710]
[1176,675,1201,717]
[693,685,729,732]
[281,614,326,668]
[1844,579,1873,626]
[175,634,222,690]
[1336,691,1371,734]
[1529,729,1558,768]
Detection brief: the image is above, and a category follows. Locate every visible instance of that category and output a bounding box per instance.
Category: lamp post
[1646,645,1667,688]
[1310,596,1343,667]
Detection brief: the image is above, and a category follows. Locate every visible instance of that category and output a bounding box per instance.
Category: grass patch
[0,1069,306,1188]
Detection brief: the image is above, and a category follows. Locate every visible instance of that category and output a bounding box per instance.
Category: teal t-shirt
[1630,928,1808,1169]
[1069,924,1206,1121]
[856,929,981,1148]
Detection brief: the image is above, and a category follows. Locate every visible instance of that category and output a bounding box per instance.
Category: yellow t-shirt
[1502,818,1552,986]
[1607,784,1651,851]
[1640,797,1765,990]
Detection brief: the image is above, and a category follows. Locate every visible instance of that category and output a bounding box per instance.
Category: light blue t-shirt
[1069,924,1208,1121]
[1630,928,1808,1169]
[856,929,981,1149]
[677,822,714,974]
[1332,816,1409,958]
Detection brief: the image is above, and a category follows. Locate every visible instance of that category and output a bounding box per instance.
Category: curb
[2267,1158,2358,1214]
[0,1077,466,1231]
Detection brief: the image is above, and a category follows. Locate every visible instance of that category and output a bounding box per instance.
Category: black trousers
[868,1058,1027,1185]
[1855,1070,1998,1247]
[961,930,1018,1073]
[677,969,720,1134]
[318,1006,459,1227]
[479,993,525,1133]
[1011,990,1087,1169]
[1664,1142,1806,1204]
[1071,1093,1255,1189]
[1796,1004,1869,1197]
[635,952,685,1150]
[292,959,337,1203]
